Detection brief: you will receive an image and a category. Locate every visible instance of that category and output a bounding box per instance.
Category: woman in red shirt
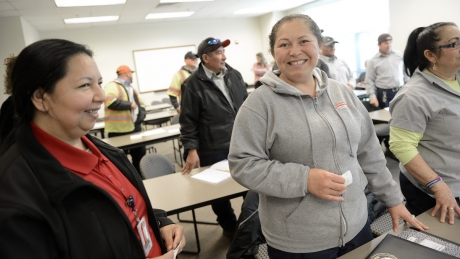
[0,39,185,259]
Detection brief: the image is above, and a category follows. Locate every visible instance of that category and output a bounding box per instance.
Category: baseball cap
[378,33,392,44]
[197,37,231,58]
[116,65,134,75]
[322,36,338,47]
[184,51,198,60]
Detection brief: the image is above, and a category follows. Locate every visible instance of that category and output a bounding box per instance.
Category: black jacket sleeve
[169,95,179,110]
[179,80,201,150]
[108,99,132,110]
[153,208,174,228]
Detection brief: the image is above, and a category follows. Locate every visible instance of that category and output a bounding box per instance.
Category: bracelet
[426,176,442,189]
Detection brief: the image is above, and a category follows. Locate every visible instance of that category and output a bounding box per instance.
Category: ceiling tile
[1,0,313,32]
[24,13,60,21]
[9,0,55,9]
[65,23,91,29]
[18,8,57,16]
[0,2,14,10]
[0,9,19,16]
[91,20,118,27]
[56,6,92,15]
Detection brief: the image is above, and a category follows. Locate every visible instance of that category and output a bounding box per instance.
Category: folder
[366,234,457,259]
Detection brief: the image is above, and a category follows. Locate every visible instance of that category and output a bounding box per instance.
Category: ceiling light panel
[64,16,119,24]
[55,0,126,7]
[159,0,213,3]
[146,12,194,19]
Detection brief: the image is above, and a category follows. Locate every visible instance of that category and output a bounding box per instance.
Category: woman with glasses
[389,22,460,225]
[228,14,427,258]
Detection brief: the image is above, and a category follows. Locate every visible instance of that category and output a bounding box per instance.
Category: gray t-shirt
[389,68,460,197]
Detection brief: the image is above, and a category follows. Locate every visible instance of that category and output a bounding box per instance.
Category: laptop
[366,234,457,259]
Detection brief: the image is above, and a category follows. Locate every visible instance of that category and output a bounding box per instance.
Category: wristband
[426,176,442,189]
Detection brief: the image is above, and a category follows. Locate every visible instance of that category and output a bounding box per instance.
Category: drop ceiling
[0,0,316,31]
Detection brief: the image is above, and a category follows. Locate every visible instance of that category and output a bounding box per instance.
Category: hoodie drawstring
[298,96,317,168]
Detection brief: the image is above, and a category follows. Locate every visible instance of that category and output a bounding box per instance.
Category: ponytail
[404,22,457,77]
[403,27,425,77]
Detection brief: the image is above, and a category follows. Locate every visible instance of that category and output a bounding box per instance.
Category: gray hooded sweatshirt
[229,68,403,253]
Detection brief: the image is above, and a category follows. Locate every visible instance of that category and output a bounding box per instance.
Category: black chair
[139,153,175,179]
[161,97,172,105]
[144,101,171,129]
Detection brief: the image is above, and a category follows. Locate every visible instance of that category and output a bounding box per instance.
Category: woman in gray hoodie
[228,14,427,258]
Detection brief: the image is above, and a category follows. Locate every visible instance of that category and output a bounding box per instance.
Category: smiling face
[272,19,320,85]
[32,53,106,143]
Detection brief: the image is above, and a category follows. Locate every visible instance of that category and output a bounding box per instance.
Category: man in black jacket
[179,37,248,234]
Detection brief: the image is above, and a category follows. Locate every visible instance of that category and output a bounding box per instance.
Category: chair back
[161,97,172,105]
[140,153,175,179]
[172,114,180,125]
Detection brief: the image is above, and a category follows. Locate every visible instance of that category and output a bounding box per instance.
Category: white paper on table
[210,159,230,172]
[94,122,104,128]
[142,128,166,136]
[191,168,231,184]
[130,134,143,139]
[384,107,390,111]
[168,128,180,133]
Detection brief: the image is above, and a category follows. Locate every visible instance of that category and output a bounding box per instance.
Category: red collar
[31,122,106,175]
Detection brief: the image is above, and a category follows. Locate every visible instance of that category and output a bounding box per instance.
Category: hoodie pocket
[285,194,339,241]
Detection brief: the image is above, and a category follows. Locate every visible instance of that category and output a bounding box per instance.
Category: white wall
[0,16,28,104]
[258,11,287,66]
[40,18,264,106]
[389,0,460,53]
[20,17,40,46]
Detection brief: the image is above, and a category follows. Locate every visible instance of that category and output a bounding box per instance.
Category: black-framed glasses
[435,39,460,49]
[207,39,220,46]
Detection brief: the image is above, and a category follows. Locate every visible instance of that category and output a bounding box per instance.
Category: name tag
[136,216,153,256]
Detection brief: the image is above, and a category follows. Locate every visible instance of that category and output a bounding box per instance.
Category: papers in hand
[173,240,182,259]
[192,160,231,184]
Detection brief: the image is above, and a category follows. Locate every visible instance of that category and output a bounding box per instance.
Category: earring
[433,63,437,71]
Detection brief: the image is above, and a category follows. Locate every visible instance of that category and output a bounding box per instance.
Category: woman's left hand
[160,224,186,252]
[388,203,429,232]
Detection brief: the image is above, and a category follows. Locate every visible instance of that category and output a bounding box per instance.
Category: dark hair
[3,55,15,95]
[403,22,457,76]
[0,39,93,154]
[268,14,322,55]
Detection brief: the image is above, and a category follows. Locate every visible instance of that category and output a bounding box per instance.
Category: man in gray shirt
[366,33,409,108]
[320,36,355,89]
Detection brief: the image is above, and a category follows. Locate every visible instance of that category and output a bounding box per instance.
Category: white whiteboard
[133,45,196,93]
